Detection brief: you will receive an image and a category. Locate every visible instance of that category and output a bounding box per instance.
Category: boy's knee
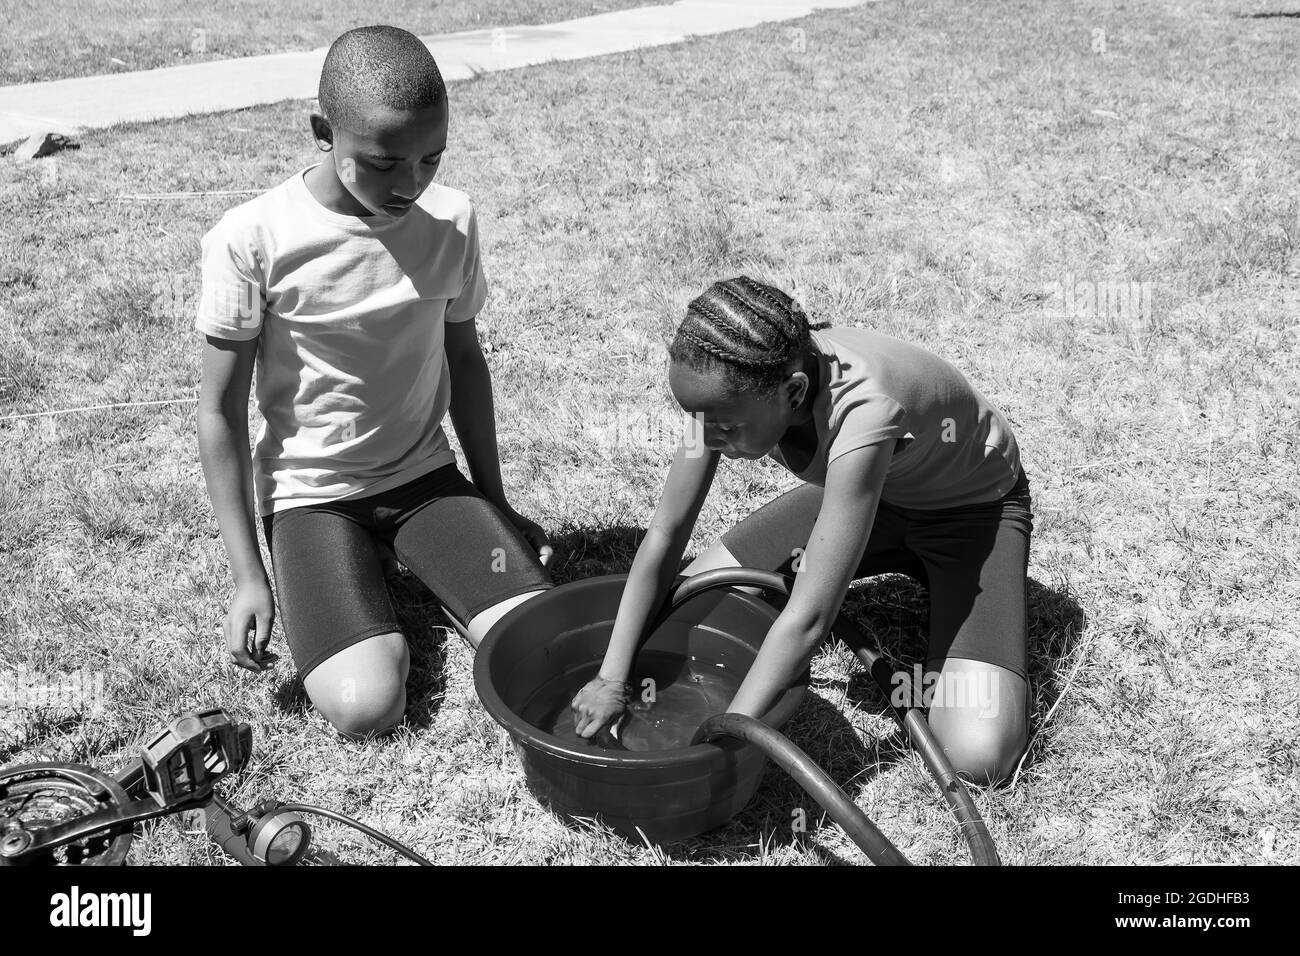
[304,633,409,739]
[318,686,406,739]
[465,588,549,646]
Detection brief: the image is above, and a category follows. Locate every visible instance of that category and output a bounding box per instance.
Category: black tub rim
[472,573,807,770]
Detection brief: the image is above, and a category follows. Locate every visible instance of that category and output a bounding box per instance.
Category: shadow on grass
[0,714,89,765]
[0,710,142,771]
[837,573,1087,781]
[545,522,646,586]
[389,571,456,731]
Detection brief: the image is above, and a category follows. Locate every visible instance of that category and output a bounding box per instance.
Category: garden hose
[691,712,909,865]
[661,567,1001,866]
[273,803,433,866]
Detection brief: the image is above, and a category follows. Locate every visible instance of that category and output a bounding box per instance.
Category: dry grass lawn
[1,0,1297,864]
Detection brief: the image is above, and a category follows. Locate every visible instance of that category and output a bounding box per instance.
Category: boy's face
[315,99,449,218]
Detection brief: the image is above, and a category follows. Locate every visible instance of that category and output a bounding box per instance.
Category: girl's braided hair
[670,276,829,393]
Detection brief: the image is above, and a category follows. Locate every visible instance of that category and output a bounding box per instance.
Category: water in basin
[519,650,742,753]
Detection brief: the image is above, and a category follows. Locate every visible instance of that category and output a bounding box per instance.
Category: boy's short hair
[318,25,447,131]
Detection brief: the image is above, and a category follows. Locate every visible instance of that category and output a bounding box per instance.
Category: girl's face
[318,101,449,218]
[669,360,810,460]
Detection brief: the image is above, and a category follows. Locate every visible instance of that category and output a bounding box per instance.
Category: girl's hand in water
[571,677,632,738]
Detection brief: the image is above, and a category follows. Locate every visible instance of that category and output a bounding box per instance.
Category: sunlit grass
[1,0,1297,865]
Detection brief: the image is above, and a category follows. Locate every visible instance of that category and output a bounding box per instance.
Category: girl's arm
[197,334,276,671]
[600,430,719,682]
[726,440,892,719]
[571,424,719,736]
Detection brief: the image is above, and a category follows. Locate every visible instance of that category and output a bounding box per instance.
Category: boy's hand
[571,677,632,738]
[225,579,278,672]
[504,507,553,567]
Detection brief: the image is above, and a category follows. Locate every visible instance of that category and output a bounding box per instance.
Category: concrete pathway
[0,0,870,148]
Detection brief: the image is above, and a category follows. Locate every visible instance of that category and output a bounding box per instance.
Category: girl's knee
[682,541,741,576]
[682,542,764,596]
[931,717,1026,786]
[924,660,1027,785]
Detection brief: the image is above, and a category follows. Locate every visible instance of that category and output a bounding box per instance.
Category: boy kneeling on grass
[196,26,553,738]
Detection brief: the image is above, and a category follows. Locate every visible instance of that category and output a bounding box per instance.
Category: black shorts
[721,467,1034,682]
[261,464,554,679]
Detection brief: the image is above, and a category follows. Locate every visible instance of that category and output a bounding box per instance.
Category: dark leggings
[262,464,553,679]
[721,467,1033,681]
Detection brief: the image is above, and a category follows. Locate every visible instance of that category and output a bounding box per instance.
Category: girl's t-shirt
[766,327,1021,509]
[194,164,487,517]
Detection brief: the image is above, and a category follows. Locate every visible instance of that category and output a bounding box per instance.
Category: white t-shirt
[195,163,487,517]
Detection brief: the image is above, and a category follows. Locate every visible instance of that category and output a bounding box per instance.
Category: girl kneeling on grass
[570,276,1034,784]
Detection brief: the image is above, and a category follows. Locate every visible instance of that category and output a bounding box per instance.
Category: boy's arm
[197,334,275,670]
[198,335,264,582]
[444,317,507,507]
[444,318,550,561]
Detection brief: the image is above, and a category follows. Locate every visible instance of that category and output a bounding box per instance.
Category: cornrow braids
[669,276,830,392]
[735,276,830,333]
[717,281,787,342]
[678,325,786,368]
[319,26,446,133]
[688,299,764,360]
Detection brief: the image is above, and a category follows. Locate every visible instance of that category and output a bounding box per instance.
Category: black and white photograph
[0,0,1292,910]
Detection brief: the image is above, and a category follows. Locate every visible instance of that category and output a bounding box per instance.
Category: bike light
[248,809,311,866]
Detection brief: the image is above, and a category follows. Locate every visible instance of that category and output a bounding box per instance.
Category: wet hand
[570,677,632,739]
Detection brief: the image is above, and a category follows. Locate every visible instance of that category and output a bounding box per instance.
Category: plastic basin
[472,574,806,842]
